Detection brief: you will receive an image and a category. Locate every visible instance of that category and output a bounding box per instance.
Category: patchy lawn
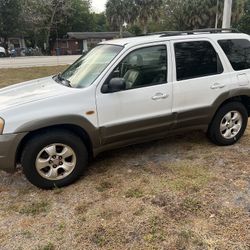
[0,66,67,88]
[0,67,249,250]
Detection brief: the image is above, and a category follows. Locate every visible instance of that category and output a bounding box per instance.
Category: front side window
[218,39,250,71]
[108,45,167,90]
[61,45,123,88]
[175,41,223,81]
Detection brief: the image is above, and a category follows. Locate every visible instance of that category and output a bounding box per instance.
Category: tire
[21,129,88,189]
[208,102,248,146]
[0,53,5,57]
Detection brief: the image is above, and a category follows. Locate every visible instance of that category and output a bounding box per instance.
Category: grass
[166,162,212,192]
[125,187,144,198]
[0,65,67,88]
[0,66,250,249]
[19,201,50,216]
[37,243,55,250]
[96,181,113,192]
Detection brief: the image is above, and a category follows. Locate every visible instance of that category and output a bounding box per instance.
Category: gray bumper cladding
[0,133,27,172]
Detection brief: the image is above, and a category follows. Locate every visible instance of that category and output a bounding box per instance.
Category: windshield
[60,45,123,88]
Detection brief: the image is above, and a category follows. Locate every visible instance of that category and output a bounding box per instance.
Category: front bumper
[0,133,27,172]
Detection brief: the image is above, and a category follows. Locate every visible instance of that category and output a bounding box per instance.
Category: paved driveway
[0,55,80,69]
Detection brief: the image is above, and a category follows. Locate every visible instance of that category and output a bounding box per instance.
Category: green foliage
[0,0,22,40]
[135,0,164,34]
[0,0,249,52]
[237,0,250,33]
[57,0,94,35]
[106,0,164,35]
[106,0,135,36]
[20,0,107,50]
[164,0,247,30]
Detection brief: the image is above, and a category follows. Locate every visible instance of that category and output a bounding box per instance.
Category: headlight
[0,118,4,134]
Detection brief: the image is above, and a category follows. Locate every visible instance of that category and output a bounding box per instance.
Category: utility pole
[222,0,233,28]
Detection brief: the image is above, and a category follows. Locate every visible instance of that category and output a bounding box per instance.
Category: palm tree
[135,0,164,34]
[106,0,135,37]
[165,0,225,30]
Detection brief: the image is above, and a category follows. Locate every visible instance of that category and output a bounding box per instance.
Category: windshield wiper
[53,73,72,88]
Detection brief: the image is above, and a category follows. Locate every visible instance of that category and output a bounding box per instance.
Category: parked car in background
[0,29,250,189]
[0,47,6,57]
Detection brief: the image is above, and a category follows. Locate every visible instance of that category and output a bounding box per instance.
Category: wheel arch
[208,94,250,131]
[15,124,95,166]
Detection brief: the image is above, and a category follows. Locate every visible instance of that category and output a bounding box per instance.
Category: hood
[0,76,71,111]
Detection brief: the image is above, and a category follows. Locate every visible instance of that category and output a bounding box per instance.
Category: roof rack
[147,28,240,37]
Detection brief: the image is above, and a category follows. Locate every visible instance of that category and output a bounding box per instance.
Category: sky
[92,0,107,13]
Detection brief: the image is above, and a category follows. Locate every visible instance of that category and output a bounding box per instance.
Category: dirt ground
[0,67,249,250]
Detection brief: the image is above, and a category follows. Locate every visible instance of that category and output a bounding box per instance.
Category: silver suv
[0,29,250,189]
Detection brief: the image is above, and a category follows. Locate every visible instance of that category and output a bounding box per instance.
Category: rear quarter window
[218,39,250,71]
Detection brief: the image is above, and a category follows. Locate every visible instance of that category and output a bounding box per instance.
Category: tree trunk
[45,28,51,54]
[143,25,147,35]
[119,25,123,38]
[45,3,59,54]
[3,36,9,56]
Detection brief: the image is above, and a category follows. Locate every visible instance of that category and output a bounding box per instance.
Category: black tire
[0,53,5,57]
[208,102,248,146]
[21,129,88,189]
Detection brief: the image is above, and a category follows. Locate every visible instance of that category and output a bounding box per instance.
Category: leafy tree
[0,0,22,48]
[57,0,94,34]
[92,13,109,32]
[22,0,73,52]
[237,0,250,33]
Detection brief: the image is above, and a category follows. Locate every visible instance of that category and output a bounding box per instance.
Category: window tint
[218,39,250,71]
[110,45,167,90]
[175,41,223,81]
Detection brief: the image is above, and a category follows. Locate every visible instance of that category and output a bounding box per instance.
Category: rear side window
[174,41,223,81]
[218,39,250,71]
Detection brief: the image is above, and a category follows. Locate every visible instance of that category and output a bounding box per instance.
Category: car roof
[101,32,250,48]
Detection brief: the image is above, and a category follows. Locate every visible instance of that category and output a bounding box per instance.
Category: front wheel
[21,129,88,189]
[208,102,248,146]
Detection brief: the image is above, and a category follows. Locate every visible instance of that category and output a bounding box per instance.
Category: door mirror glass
[107,78,126,92]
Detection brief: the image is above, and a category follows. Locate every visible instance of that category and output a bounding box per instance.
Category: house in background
[8,37,26,49]
[52,31,133,55]
[0,36,26,49]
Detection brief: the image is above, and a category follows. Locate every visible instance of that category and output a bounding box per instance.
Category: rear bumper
[0,133,27,172]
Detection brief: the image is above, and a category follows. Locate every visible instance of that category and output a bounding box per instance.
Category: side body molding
[212,88,250,115]
[12,89,250,158]
[14,115,101,148]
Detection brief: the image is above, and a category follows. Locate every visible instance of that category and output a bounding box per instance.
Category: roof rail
[147,28,240,37]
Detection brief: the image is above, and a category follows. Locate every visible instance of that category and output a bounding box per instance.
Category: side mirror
[108,78,126,93]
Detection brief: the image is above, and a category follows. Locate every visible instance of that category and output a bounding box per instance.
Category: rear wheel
[208,102,248,146]
[0,52,5,57]
[21,129,88,189]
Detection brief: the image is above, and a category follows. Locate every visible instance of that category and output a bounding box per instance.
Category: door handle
[210,83,225,89]
[152,93,169,100]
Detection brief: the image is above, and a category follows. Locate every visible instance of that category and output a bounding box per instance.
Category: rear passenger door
[171,39,231,129]
[218,38,250,87]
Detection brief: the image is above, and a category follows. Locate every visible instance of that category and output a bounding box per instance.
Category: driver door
[96,43,174,145]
